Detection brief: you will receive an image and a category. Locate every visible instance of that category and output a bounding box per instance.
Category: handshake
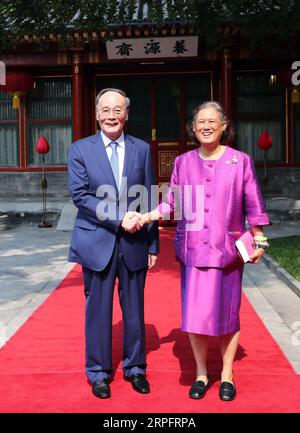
[121,211,154,233]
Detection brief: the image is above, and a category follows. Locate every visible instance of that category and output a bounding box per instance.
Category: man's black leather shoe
[126,374,150,394]
[189,376,210,399]
[219,381,236,401]
[91,379,111,399]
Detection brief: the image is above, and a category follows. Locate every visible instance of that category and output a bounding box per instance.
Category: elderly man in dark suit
[68,88,159,399]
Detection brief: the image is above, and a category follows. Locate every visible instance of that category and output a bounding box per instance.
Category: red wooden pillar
[286,88,293,163]
[19,95,26,168]
[71,51,84,141]
[220,48,234,122]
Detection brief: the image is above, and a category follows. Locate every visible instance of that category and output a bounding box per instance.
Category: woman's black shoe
[189,375,210,399]
[219,381,236,401]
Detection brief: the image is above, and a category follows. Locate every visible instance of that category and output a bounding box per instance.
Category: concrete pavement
[0,220,299,373]
[0,224,73,347]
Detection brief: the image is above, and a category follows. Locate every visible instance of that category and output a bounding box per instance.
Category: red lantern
[35,136,52,228]
[257,130,273,151]
[36,136,50,154]
[0,70,34,108]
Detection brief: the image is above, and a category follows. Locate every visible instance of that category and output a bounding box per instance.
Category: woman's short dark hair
[187,101,235,145]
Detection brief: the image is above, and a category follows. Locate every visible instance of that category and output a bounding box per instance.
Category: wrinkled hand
[148,254,158,269]
[140,210,160,225]
[250,248,265,264]
[140,212,152,225]
[121,211,143,233]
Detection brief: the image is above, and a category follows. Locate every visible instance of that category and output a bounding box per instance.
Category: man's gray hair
[95,88,130,112]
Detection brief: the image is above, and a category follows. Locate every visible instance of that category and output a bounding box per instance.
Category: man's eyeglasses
[98,107,126,117]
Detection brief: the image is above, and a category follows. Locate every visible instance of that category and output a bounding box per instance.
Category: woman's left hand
[250,248,266,264]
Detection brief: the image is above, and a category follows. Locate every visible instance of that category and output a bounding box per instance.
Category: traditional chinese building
[0,2,300,222]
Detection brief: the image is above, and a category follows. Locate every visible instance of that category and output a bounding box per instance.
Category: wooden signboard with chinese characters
[106,37,198,60]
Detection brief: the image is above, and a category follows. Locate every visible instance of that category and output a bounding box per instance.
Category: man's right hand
[121,212,143,233]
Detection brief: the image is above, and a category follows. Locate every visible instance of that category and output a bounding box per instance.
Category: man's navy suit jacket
[67,131,159,272]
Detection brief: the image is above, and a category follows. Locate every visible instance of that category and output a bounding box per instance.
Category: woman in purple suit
[141,101,269,401]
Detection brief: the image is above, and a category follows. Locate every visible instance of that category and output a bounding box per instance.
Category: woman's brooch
[225,155,238,164]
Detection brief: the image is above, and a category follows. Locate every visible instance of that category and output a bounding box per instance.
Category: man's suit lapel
[119,135,136,198]
[91,132,118,189]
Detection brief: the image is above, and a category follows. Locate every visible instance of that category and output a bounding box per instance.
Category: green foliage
[267,236,300,281]
[187,0,300,48]
[0,0,299,51]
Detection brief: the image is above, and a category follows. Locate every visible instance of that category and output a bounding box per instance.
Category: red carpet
[0,229,300,413]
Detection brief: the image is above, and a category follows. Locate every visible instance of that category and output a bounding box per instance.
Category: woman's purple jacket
[158,146,270,268]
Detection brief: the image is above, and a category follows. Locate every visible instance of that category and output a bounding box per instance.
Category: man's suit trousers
[82,238,148,382]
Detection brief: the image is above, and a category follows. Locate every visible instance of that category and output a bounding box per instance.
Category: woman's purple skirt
[180,264,244,337]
